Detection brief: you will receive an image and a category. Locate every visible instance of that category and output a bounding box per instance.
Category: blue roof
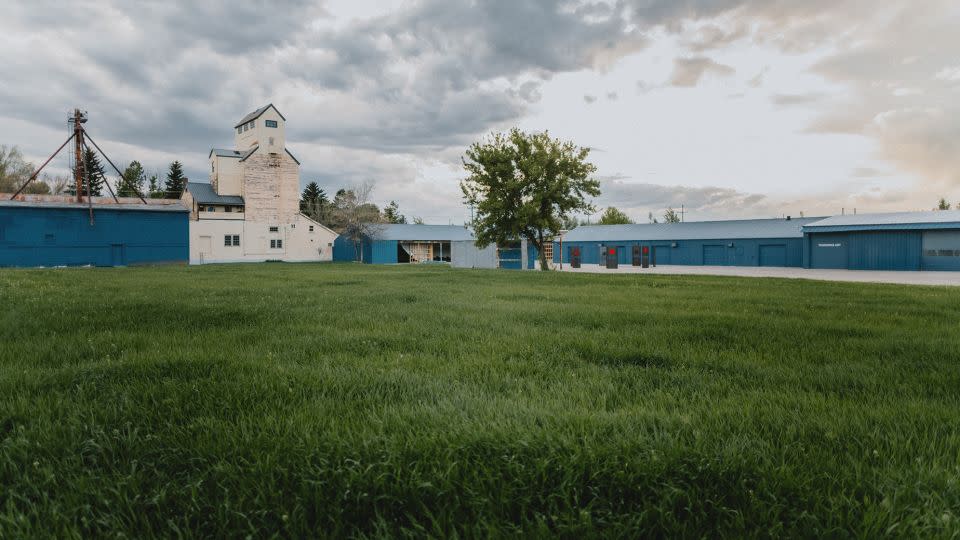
[185,182,244,206]
[804,210,960,232]
[562,217,823,242]
[370,224,475,241]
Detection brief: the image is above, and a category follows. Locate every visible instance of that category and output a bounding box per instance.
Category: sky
[1,0,958,224]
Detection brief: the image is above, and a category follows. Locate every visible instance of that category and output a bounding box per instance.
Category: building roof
[239,145,259,162]
[209,148,243,159]
[804,210,960,232]
[370,224,475,241]
[562,217,823,242]
[234,104,286,128]
[184,182,244,206]
[0,199,187,212]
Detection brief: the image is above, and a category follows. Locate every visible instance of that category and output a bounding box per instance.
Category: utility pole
[69,109,87,203]
[680,204,685,223]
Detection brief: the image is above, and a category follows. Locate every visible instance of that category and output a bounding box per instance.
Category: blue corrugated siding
[0,206,187,267]
[807,231,922,270]
[333,237,398,264]
[849,231,921,270]
[555,238,804,267]
[921,230,960,271]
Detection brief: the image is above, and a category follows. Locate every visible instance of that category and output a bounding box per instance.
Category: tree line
[299,181,422,233]
[0,144,188,199]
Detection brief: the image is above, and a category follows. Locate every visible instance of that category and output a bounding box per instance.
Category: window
[224,235,231,246]
[250,120,255,129]
[291,224,295,229]
[270,239,284,249]
[237,127,242,135]
[309,225,314,232]
[265,120,278,128]
[232,235,240,246]
[206,206,215,212]
[225,206,232,213]
[269,226,279,233]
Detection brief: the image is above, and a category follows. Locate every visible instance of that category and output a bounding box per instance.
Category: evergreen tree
[148,174,164,199]
[300,182,329,222]
[118,160,146,197]
[382,200,407,224]
[938,197,951,211]
[72,148,105,197]
[164,160,187,199]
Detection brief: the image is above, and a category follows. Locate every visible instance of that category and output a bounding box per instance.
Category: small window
[270,239,283,249]
[277,239,283,249]
[249,121,255,129]
[224,235,232,246]
[237,127,242,135]
[207,206,215,212]
[309,225,314,232]
[225,206,232,213]
[232,235,240,246]
[211,163,215,172]
[269,226,279,233]
[265,120,278,128]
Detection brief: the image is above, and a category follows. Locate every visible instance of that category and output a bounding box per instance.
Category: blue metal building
[555,217,821,267]
[0,200,189,267]
[333,224,540,269]
[803,211,960,271]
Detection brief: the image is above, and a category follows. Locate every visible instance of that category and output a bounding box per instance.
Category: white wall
[190,214,337,264]
[234,106,285,152]
[211,155,242,196]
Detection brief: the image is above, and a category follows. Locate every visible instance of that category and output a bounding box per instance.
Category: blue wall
[554,238,805,267]
[806,231,923,270]
[333,236,398,264]
[0,205,188,267]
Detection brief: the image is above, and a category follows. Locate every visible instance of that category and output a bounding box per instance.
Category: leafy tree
[648,212,659,224]
[148,174,164,199]
[118,160,146,198]
[412,216,425,225]
[663,207,681,223]
[164,160,187,199]
[561,215,579,230]
[300,182,329,223]
[382,200,407,224]
[0,145,36,193]
[598,207,633,225]
[71,147,105,197]
[461,128,599,271]
[938,198,951,211]
[332,182,383,261]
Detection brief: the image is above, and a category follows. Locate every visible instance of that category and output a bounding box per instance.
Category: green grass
[1,263,960,538]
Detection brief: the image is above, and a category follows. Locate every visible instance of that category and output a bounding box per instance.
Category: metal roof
[370,224,475,241]
[234,104,286,128]
[562,217,823,242]
[185,182,244,206]
[209,148,244,159]
[804,210,960,232]
[0,199,187,212]
[239,145,259,162]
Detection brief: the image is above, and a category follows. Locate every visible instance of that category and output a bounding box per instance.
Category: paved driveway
[557,264,960,286]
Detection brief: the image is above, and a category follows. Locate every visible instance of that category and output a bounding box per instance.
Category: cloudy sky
[2,0,958,223]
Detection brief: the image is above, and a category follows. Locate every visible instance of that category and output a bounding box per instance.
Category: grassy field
[1,263,959,537]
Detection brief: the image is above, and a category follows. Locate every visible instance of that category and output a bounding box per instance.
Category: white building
[181,104,337,264]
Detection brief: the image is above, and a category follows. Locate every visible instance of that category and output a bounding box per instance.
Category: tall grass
[1,263,959,537]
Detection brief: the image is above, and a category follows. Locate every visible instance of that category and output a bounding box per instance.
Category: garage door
[653,245,671,265]
[848,231,921,270]
[759,244,787,267]
[702,245,728,266]
[922,230,960,271]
